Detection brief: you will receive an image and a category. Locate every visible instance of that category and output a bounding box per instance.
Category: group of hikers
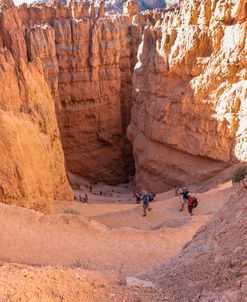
[75,183,198,217]
[135,186,198,217]
[77,193,88,203]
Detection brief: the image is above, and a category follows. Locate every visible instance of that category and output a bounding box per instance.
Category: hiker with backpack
[187,193,198,216]
[179,187,190,211]
[141,191,152,217]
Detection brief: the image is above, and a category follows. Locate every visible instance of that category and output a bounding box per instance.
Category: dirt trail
[0,180,233,276]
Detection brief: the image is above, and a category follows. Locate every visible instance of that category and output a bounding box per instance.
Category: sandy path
[0,181,233,276]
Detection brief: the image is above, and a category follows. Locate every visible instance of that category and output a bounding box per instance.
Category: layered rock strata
[0,1,164,201]
[128,0,247,192]
[23,1,154,184]
[0,2,73,213]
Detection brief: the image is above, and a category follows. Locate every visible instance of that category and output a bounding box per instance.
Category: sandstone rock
[126,276,155,288]
[128,0,247,191]
[98,0,105,17]
[1,1,150,190]
[123,0,139,16]
[0,49,73,213]
[90,1,96,17]
[24,9,145,184]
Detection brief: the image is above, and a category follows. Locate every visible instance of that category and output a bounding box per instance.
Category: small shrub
[64,208,80,215]
[71,259,88,269]
[232,165,247,183]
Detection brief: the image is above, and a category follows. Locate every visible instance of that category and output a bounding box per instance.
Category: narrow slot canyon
[0,0,247,301]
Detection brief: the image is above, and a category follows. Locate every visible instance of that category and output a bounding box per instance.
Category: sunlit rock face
[24,8,144,184]
[99,0,166,14]
[128,0,247,192]
[0,0,164,200]
[0,2,74,213]
[22,0,164,185]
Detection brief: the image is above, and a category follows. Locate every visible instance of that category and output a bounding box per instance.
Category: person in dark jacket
[141,191,152,217]
[179,187,190,211]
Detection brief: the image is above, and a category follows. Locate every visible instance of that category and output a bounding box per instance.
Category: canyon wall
[0,2,73,213]
[0,0,165,212]
[22,1,156,184]
[128,0,247,192]
[1,0,246,208]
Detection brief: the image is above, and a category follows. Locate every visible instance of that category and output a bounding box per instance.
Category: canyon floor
[0,169,236,301]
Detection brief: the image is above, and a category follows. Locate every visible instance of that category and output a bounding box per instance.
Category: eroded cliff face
[128,0,247,192]
[0,0,166,212]
[23,2,149,184]
[0,3,73,213]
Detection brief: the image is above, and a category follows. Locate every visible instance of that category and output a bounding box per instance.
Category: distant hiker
[79,194,83,203]
[175,186,179,196]
[83,193,88,203]
[179,187,190,211]
[89,185,93,193]
[141,191,152,217]
[187,193,198,216]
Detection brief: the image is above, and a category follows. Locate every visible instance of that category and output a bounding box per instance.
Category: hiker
[179,187,190,211]
[174,186,179,196]
[141,191,152,217]
[79,194,83,203]
[89,185,93,193]
[187,193,198,216]
[83,193,88,203]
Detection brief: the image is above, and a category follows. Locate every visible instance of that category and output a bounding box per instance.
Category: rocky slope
[128,0,247,192]
[0,2,73,212]
[145,176,247,301]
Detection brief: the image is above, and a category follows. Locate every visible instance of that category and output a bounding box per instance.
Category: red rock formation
[128,0,247,192]
[0,0,153,195]
[0,2,73,213]
[0,49,73,213]
[24,4,146,184]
